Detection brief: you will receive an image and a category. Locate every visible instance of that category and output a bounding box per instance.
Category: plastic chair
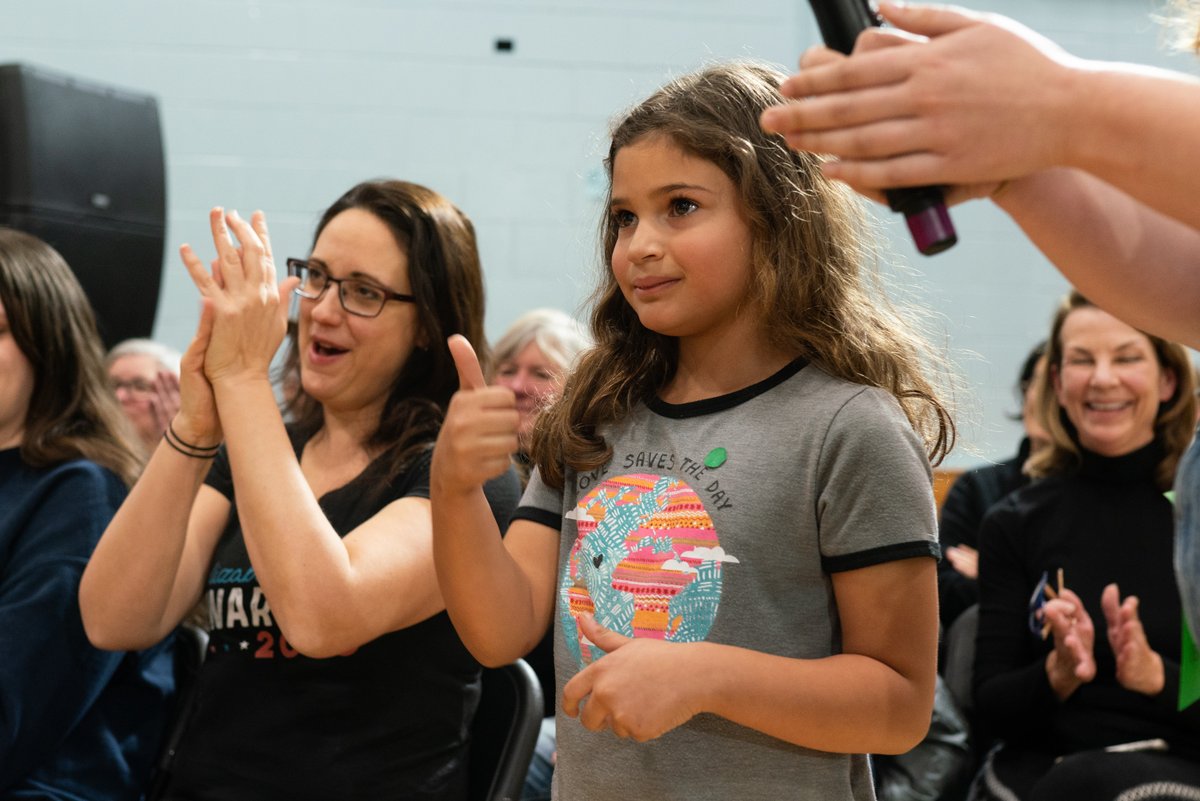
[942,603,978,717]
[146,622,209,800]
[941,602,990,782]
[468,658,544,801]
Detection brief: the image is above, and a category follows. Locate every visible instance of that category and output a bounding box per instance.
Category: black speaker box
[0,63,166,348]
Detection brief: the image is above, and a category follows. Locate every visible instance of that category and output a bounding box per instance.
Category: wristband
[165,421,220,458]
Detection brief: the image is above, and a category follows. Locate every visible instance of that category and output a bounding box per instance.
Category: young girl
[431,62,950,800]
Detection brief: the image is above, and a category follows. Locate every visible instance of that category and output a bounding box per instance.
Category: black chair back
[468,658,544,801]
[146,622,208,800]
[942,603,978,716]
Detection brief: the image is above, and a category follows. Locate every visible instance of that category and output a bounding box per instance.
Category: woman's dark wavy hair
[1027,290,1195,489]
[531,61,953,488]
[0,227,140,485]
[280,180,488,482]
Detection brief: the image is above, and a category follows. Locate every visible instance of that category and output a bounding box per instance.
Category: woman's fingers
[877,2,983,38]
[223,209,273,289]
[798,44,845,71]
[779,45,916,100]
[187,207,280,305]
[149,370,182,431]
[209,256,225,289]
[250,210,273,261]
[820,150,977,192]
[180,243,221,297]
[208,206,246,289]
[854,26,928,53]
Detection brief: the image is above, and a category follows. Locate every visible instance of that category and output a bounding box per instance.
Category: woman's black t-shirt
[167,428,520,800]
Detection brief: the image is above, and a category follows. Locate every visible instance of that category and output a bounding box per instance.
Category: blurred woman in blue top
[0,226,173,800]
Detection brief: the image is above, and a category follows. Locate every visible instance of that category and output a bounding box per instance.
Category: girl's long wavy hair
[280,180,488,483]
[1026,291,1195,489]
[0,227,141,486]
[532,62,953,488]
[1162,0,1200,51]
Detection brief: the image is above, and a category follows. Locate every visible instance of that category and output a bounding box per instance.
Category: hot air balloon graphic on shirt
[560,473,739,667]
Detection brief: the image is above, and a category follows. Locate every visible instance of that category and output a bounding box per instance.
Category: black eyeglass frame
[286,257,417,318]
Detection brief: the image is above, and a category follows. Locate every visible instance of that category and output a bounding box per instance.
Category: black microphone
[806,0,957,255]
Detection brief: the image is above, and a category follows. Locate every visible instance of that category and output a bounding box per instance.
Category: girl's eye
[611,209,635,229]
[669,197,698,216]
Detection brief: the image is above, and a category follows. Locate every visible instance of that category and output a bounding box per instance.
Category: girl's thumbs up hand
[433,335,521,494]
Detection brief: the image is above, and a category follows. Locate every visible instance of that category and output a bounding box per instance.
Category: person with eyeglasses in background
[106,338,182,458]
[79,180,520,800]
[489,308,590,489]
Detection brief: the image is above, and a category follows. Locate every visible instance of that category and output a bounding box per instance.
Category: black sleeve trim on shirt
[510,506,562,532]
[822,540,941,573]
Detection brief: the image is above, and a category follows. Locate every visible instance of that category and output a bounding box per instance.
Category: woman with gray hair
[106,338,182,456]
[489,308,590,485]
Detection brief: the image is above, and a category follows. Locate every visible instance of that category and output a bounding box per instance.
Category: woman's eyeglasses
[110,378,155,394]
[286,258,416,318]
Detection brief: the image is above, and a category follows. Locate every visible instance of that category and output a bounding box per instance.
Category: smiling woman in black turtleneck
[971,291,1200,801]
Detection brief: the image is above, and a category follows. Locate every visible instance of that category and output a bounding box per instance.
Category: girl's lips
[632,276,680,296]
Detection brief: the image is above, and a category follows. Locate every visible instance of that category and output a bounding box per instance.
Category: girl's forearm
[431,488,552,666]
[697,643,934,754]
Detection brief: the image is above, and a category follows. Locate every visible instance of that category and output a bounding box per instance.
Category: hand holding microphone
[803,0,957,255]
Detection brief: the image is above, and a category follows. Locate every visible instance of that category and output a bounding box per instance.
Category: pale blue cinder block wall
[0,0,1189,466]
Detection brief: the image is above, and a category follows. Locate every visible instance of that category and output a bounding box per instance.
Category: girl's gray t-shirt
[513,360,940,801]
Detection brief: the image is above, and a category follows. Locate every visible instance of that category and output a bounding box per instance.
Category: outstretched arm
[431,335,559,666]
[995,168,1200,349]
[765,3,1200,224]
[762,3,1200,345]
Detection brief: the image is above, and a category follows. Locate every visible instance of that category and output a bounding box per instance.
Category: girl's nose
[626,221,663,262]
